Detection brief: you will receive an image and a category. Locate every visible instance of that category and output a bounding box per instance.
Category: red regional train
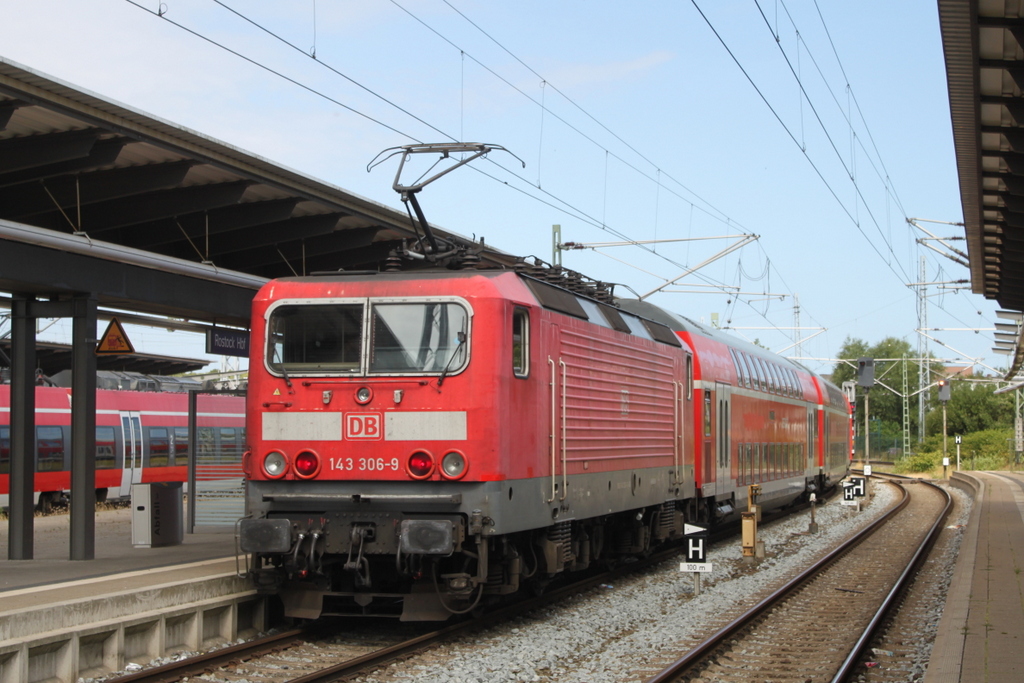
[239,267,851,621]
[0,378,245,511]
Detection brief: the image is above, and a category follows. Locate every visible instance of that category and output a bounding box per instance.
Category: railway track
[105,540,707,683]
[645,473,952,683]
[101,486,855,683]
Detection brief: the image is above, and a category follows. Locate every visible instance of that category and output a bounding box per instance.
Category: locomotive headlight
[355,386,373,404]
[440,451,467,479]
[294,450,321,478]
[408,451,434,479]
[263,451,287,479]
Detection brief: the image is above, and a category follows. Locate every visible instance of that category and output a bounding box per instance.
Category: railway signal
[938,379,951,469]
[856,358,874,387]
[856,357,874,469]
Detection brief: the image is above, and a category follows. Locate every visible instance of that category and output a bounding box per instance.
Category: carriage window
[148,427,170,467]
[370,302,469,374]
[174,427,190,463]
[96,426,116,469]
[36,426,64,472]
[744,355,758,389]
[512,307,529,378]
[752,357,767,391]
[730,349,744,386]
[703,391,712,437]
[220,428,241,461]
[198,427,215,461]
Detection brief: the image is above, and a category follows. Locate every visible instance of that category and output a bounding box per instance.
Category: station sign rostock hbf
[206,329,250,357]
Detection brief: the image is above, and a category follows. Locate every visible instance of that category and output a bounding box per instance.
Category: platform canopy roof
[0,339,206,376]
[938,0,1024,375]
[0,57,516,330]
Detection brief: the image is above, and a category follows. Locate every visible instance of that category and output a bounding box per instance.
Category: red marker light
[408,451,434,478]
[294,451,320,478]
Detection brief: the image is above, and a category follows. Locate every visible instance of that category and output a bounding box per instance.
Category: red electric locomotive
[239,265,850,621]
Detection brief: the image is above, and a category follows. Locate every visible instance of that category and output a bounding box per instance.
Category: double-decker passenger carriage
[0,378,245,511]
[240,264,851,621]
[617,301,850,512]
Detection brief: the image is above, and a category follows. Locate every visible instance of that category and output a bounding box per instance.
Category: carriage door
[807,409,816,472]
[822,412,830,475]
[119,411,143,495]
[716,382,731,496]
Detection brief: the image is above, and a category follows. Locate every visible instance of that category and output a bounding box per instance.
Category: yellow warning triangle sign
[96,317,135,355]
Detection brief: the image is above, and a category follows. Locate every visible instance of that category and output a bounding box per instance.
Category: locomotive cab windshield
[266,299,470,376]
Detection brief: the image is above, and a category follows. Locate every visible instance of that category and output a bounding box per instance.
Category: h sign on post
[680,523,712,572]
[843,477,866,504]
[686,536,706,564]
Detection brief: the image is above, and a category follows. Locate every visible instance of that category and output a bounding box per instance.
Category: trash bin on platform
[131,482,184,548]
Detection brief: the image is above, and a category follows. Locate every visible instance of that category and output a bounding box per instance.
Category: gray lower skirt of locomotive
[239,465,809,556]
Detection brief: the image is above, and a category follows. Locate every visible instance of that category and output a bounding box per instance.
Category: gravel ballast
[357,481,968,683]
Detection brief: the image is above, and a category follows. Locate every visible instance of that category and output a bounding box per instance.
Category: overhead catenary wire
[117,0,970,365]
[691,0,912,287]
[438,0,736,227]
[749,1,988,354]
[123,0,815,354]
[158,0,769,299]
[752,0,911,283]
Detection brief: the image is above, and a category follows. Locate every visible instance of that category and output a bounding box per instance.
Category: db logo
[346,413,382,440]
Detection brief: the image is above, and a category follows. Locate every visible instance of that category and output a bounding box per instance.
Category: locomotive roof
[260,269,690,351]
[269,269,510,282]
[615,297,816,376]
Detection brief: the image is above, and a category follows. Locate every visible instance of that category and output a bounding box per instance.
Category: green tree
[925,381,1015,435]
[833,336,922,443]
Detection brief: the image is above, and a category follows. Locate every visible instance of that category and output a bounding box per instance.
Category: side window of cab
[512,307,529,378]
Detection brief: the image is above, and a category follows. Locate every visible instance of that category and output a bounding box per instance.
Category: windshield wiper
[436,332,467,388]
[273,345,293,389]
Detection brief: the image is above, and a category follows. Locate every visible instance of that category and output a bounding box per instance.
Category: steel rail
[104,626,314,683]
[830,474,953,683]
[646,477,911,683]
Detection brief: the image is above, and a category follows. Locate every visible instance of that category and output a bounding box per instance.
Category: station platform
[926,470,1024,683]
[0,505,235,591]
[0,507,266,683]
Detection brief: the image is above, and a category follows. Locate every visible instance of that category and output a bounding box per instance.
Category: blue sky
[0,0,999,376]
